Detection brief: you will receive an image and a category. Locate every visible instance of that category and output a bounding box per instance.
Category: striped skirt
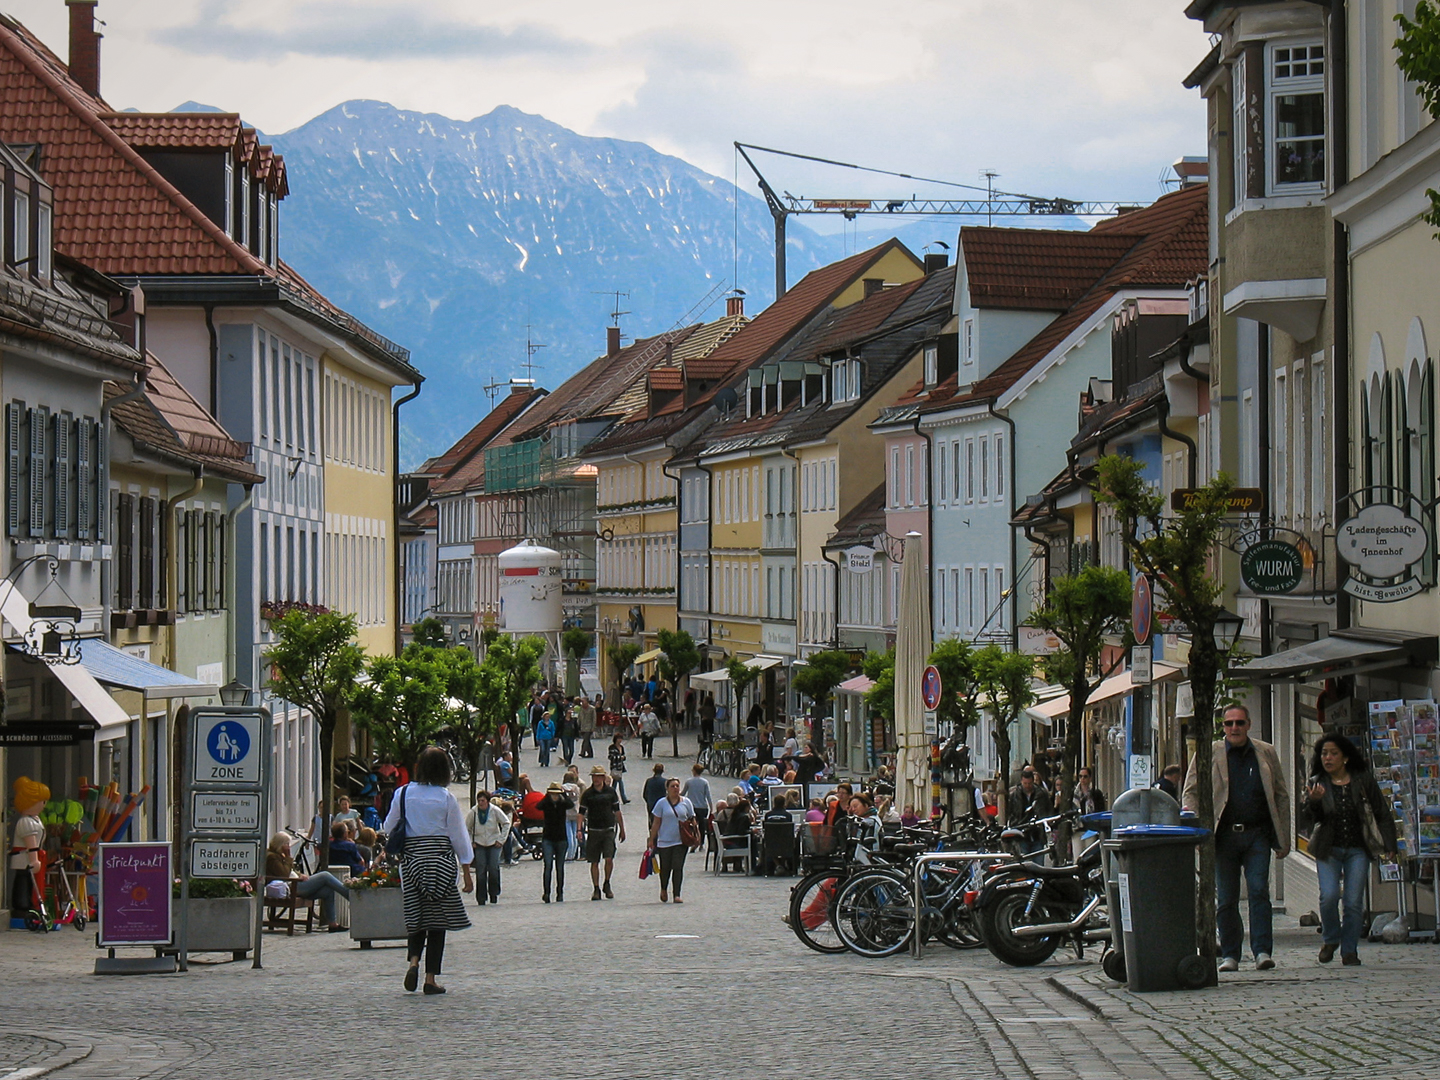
[399,835,471,934]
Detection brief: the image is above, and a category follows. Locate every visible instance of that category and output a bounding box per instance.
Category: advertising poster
[97,842,172,947]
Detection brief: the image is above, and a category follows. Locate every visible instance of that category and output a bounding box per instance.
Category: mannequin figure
[9,776,49,916]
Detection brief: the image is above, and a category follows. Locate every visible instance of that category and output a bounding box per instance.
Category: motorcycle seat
[1014,861,1083,879]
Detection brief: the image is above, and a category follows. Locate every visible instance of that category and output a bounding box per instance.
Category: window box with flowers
[260,600,331,623]
[346,864,405,948]
[170,878,255,958]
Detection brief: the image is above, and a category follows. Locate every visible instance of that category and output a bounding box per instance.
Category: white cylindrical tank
[498,539,563,634]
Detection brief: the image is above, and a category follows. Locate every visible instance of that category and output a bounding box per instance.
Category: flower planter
[185,897,255,959]
[348,887,406,948]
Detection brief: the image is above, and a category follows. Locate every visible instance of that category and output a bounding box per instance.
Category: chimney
[67,1,102,98]
[1171,155,1209,188]
[726,294,744,318]
[606,326,622,357]
[863,278,885,297]
[923,253,949,273]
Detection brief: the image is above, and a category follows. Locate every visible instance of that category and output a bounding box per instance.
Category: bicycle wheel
[788,871,846,954]
[832,871,915,958]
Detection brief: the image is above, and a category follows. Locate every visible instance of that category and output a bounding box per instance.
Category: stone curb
[0,1033,93,1080]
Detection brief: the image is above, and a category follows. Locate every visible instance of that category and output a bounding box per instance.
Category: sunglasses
[1222,719,1248,728]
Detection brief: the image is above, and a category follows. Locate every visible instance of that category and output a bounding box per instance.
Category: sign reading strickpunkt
[191,709,263,786]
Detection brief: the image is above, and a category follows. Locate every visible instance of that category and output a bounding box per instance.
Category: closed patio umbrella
[894,531,933,813]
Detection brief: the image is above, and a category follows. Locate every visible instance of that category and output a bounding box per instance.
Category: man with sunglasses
[1183,704,1289,972]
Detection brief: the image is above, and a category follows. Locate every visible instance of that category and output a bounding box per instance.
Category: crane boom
[734,141,1138,297]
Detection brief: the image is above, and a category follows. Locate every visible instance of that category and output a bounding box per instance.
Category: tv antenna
[591,289,631,327]
[521,324,546,383]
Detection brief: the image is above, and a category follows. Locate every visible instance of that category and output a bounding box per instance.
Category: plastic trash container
[1104,824,1210,992]
[1081,812,1126,981]
[1110,787,1182,829]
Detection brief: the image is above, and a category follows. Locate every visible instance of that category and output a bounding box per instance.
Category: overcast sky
[8,1,1210,206]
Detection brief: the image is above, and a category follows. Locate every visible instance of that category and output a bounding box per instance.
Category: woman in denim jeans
[464,792,510,905]
[1302,734,1397,966]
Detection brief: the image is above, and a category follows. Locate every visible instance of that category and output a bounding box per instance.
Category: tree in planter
[973,644,1037,821]
[656,628,700,757]
[861,648,896,750]
[607,642,642,705]
[264,610,365,876]
[791,650,851,731]
[1094,454,1236,984]
[349,649,451,775]
[726,656,763,730]
[1025,565,1132,824]
[562,628,590,699]
[429,645,492,803]
[486,634,547,754]
[410,617,447,649]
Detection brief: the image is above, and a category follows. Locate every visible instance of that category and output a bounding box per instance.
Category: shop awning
[76,640,219,699]
[1,584,131,735]
[836,674,875,694]
[1236,629,1438,685]
[744,655,784,671]
[635,647,664,664]
[1025,662,1182,725]
[690,668,730,685]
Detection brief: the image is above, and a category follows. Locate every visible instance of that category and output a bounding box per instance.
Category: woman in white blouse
[383,747,473,994]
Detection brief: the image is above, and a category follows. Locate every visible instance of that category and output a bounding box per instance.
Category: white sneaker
[1255,953,1275,970]
[1218,957,1240,972]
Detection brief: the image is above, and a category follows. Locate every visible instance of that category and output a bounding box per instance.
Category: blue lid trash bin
[1103,824,1211,992]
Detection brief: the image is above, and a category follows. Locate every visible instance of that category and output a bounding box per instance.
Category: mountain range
[247,100,853,466]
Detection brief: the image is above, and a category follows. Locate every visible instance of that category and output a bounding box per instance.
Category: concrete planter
[348,887,406,948]
[185,897,255,958]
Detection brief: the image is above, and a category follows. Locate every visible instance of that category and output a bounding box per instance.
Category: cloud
[152,0,594,61]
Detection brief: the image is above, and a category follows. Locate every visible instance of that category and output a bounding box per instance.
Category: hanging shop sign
[1170,488,1265,514]
[846,546,874,573]
[1241,539,1304,595]
[0,720,97,745]
[1337,503,1429,602]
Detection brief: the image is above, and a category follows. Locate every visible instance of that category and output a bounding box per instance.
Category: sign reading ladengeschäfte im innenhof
[1337,502,1430,602]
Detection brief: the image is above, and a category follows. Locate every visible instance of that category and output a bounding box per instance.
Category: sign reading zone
[191,711,262,786]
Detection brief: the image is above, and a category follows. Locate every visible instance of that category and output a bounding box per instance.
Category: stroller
[491,788,543,861]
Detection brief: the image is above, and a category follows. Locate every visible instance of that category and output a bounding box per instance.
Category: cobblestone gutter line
[0,1031,90,1080]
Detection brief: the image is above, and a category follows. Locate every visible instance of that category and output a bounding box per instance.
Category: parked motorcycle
[971,840,1109,966]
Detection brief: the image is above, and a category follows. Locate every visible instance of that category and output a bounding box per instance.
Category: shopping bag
[639,847,654,880]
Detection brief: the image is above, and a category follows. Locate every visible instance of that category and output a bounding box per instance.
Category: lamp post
[1211,607,1245,652]
[218,678,253,707]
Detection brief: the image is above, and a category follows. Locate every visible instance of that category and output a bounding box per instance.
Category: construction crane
[734,142,1141,299]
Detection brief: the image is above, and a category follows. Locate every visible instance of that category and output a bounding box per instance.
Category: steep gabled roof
[108,352,263,484]
[913,184,1208,417]
[824,483,888,550]
[0,15,267,276]
[961,229,1135,311]
[430,387,548,495]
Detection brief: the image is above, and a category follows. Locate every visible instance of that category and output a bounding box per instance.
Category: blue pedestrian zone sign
[191,710,263,787]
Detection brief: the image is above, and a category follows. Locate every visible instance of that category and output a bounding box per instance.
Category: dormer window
[269,194,279,263]
[12,189,29,268]
[36,203,51,282]
[963,319,975,366]
[224,155,234,237]
[240,169,251,247]
[831,358,861,403]
[924,344,939,387]
[257,192,268,264]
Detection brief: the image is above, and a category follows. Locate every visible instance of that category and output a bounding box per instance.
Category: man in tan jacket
[1182,704,1289,972]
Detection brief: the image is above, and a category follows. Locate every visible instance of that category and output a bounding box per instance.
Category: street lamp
[1211,608,1245,651]
[219,678,253,707]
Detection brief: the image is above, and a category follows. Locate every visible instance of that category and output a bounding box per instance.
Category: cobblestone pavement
[2,737,1437,1079]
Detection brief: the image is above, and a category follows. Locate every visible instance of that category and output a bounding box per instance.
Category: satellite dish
[715,387,738,413]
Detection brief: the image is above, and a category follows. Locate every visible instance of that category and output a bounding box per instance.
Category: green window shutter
[54,412,72,538]
[28,406,47,537]
[6,402,22,537]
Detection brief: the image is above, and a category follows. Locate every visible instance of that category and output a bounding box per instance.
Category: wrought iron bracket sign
[1336,487,1434,603]
[1241,539,1305,595]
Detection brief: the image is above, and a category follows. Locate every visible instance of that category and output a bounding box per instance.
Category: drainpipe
[226,484,256,683]
[910,418,935,641]
[985,401,1019,648]
[1177,337,1210,386]
[820,545,843,651]
[1157,397,1199,491]
[203,305,219,417]
[694,456,720,725]
[392,380,423,655]
[100,371,148,635]
[777,444,802,725]
[1331,3,1351,633]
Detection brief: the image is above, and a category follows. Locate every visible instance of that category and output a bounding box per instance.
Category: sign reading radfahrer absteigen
[1337,503,1429,602]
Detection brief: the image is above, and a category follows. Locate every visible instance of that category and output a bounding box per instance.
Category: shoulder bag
[674,800,701,849]
[387,787,410,856]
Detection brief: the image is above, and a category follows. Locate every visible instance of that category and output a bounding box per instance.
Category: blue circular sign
[921,665,943,711]
[207,721,250,766]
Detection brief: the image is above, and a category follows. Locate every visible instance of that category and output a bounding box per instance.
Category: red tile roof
[0,15,266,276]
[429,387,548,494]
[921,184,1209,415]
[100,111,242,149]
[961,229,1135,311]
[803,278,925,358]
[649,368,684,391]
[109,352,263,483]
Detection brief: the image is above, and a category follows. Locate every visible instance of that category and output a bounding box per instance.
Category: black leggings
[641,734,655,757]
[657,844,688,895]
[407,929,446,975]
